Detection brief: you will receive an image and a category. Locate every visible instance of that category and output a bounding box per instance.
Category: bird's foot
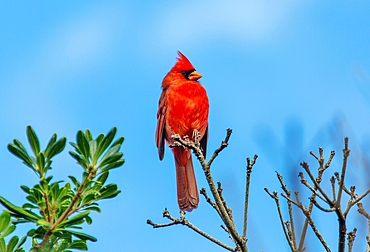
[192,130,201,144]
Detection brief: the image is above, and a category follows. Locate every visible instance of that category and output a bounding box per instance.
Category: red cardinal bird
[156,51,209,212]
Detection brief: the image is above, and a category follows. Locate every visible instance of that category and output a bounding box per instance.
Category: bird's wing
[199,125,208,158]
[156,91,167,160]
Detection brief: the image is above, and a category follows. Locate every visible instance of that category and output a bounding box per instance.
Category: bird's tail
[173,148,199,211]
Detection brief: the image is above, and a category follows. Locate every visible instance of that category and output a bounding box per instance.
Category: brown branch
[334,172,352,196]
[217,182,234,223]
[347,228,357,252]
[310,197,335,213]
[207,128,232,167]
[357,202,370,252]
[42,190,51,223]
[336,138,350,206]
[300,162,333,206]
[36,170,96,250]
[276,172,297,250]
[200,188,220,215]
[298,171,328,204]
[171,129,247,251]
[336,138,350,252]
[264,188,296,251]
[330,176,336,202]
[298,149,335,251]
[281,193,331,252]
[147,209,235,251]
[243,155,257,239]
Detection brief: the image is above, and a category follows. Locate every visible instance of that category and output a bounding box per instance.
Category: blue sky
[1,1,370,251]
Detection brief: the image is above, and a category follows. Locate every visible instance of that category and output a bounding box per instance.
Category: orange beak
[188,71,202,81]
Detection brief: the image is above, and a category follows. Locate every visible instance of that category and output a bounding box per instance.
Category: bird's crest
[171,51,195,71]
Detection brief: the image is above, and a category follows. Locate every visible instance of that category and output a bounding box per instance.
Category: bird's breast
[164,82,209,141]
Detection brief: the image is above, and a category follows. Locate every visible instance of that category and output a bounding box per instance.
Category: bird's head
[170,51,202,81]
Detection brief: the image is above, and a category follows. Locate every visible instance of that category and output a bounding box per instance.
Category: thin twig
[336,138,350,252]
[281,193,331,252]
[330,176,336,202]
[276,173,297,250]
[298,171,328,204]
[200,188,220,215]
[207,128,232,167]
[300,162,333,206]
[264,188,296,251]
[147,209,235,251]
[298,149,335,251]
[357,202,370,252]
[347,228,357,252]
[243,155,258,239]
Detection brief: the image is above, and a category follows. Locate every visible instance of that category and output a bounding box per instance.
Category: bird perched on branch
[156,51,209,212]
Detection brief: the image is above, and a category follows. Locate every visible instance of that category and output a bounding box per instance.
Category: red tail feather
[174,148,199,211]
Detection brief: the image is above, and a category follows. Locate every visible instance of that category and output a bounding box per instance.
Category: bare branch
[200,188,220,215]
[147,209,235,251]
[347,228,357,252]
[300,162,333,207]
[264,188,296,251]
[207,128,232,167]
[298,171,329,204]
[281,193,331,252]
[330,176,336,202]
[243,155,258,239]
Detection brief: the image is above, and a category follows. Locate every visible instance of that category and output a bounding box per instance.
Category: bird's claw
[192,130,201,144]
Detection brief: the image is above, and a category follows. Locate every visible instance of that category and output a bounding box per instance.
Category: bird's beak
[188,71,202,81]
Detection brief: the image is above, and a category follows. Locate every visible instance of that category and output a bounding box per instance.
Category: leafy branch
[0,126,124,251]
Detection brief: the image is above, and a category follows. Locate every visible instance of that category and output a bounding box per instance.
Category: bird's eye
[181,69,195,79]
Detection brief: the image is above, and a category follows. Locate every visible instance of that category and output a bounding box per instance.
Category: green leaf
[26,229,35,237]
[68,176,80,188]
[111,136,124,148]
[47,137,66,160]
[83,206,100,213]
[98,152,123,168]
[64,230,97,242]
[27,126,40,156]
[89,140,97,163]
[95,134,104,146]
[7,144,34,169]
[68,240,88,250]
[36,219,51,228]
[15,236,27,250]
[0,197,40,222]
[36,152,45,175]
[69,142,81,154]
[97,184,120,200]
[20,186,30,194]
[77,131,90,160]
[1,225,15,238]
[22,203,37,209]
[84,215,92,225]
[44,134,57,158]
[100,159,125,173]
[0,239,5,252]
[96,172,109,186]
[85,129,92,141]
[0,211,11,232]
[69,152,87,169]
[6,235,18,252]
[96,127,116,160]
[58,211,90,228]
